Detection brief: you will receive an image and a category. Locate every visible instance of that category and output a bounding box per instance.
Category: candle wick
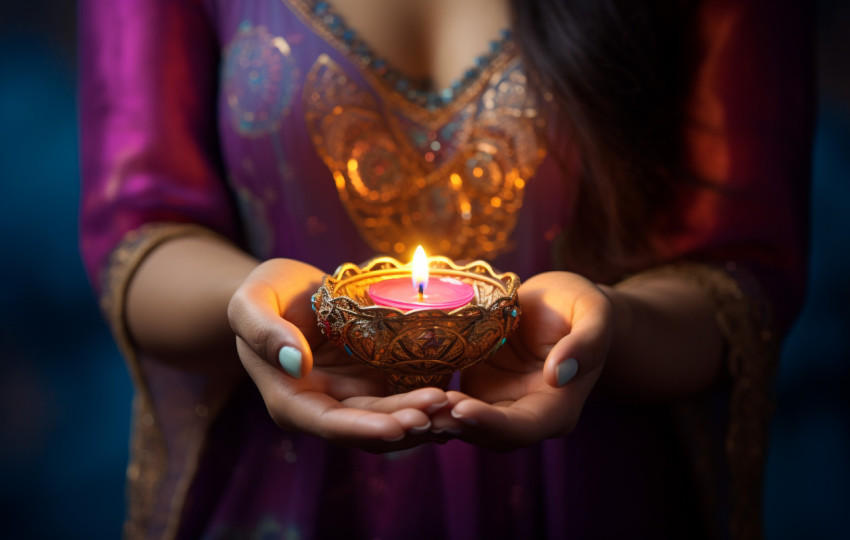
[418,282,424,302]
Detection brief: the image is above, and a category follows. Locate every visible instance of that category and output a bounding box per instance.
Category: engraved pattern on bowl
[313,256,521,392]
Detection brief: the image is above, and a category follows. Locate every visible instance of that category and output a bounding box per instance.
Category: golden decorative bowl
[312,256,521,392]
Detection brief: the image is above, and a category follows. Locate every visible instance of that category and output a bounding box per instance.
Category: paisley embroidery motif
[303,54,545,259]
[222,23,299,137]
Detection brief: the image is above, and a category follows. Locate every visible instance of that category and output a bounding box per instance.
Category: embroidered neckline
[287,0,514,112]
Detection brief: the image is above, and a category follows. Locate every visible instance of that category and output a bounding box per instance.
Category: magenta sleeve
[78,0,240,295]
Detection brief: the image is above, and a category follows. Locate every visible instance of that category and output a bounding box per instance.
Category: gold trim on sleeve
[99,222,227,540]
[620,261,779,540]
[99,222,225,358]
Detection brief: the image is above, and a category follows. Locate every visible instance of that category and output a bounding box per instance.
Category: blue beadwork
[307,0,512,109]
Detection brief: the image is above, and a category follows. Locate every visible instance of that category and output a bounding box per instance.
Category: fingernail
[425,400,449,415]
[278,346,302,378]
[450,408,478,426]
[557,358,579,387]
[409,420,432,434]
[382,432,405,442]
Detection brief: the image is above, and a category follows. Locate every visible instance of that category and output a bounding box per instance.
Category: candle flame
[411,245,429,295]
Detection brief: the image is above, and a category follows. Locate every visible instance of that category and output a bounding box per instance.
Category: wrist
[596,283,634,362]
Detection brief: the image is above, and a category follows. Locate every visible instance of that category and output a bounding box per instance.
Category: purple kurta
[79,0,813,538]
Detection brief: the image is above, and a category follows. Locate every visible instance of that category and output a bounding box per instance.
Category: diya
[312,249,521,392]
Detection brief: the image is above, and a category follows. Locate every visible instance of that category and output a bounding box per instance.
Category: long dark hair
[511,0,697,278]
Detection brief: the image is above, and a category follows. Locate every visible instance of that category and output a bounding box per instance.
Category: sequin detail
[222,23,299,137]
[304,54,545,260]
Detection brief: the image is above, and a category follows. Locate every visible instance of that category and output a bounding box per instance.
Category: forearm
[125,234,258,371]
[598,274,725,401]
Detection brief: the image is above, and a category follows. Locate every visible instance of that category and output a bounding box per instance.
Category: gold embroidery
[99,223,228,540]
[303,54,545,260]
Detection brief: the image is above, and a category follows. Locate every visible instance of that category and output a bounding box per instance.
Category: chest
[212,0,569,269]
[326,0,511,91]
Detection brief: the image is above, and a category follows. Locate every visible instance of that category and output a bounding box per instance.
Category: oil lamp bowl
[312,256,521,393]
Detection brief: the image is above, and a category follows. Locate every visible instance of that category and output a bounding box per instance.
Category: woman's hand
[228,258,449,452]
[434,271,615,451]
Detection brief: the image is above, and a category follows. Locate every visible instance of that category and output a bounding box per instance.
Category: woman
[79,0,813,538]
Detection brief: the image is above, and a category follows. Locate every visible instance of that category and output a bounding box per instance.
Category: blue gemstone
[395,79,409,91]
[511,309,517,317]
[450,79,463,91]
[501,338,506,345]
[344,344,352,356]
[342,29,355,43]
[315,2,329,15]
[440,88,454,102]
[489,40,501,53]
[473,56,484,68]
[500,28,512,40]
[373,58,386,69]
[464,68,476,80]
[327,15,341,30]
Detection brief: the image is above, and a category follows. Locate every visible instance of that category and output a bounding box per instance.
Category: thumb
[542,298,612,389]
[229,281,315,379]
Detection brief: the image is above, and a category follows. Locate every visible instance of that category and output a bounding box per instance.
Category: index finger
[448,385,582,450]
[240,338,416,448]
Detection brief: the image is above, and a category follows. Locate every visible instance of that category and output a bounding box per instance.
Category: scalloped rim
[320,256,520,315]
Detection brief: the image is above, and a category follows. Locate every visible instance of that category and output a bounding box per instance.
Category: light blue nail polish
[278,346,302,378]
[556,358,579,387]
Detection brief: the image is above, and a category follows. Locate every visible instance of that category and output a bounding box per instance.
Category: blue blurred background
[0,2,847,538]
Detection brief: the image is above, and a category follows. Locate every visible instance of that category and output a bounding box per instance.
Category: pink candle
[368,246,475,311]
[369,275,475,311]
